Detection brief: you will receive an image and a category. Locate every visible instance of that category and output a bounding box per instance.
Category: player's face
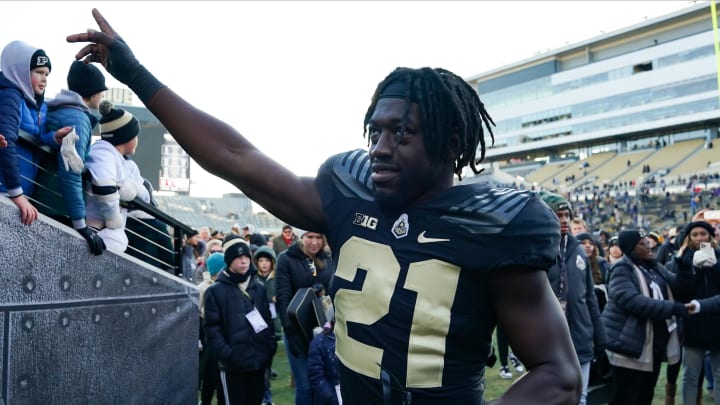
[30,67,49,95]
[367,98,451,208]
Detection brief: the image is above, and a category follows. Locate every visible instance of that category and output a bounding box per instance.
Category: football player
[69,10,582,404]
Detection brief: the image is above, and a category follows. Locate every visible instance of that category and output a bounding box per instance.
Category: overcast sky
[1,1,699,201]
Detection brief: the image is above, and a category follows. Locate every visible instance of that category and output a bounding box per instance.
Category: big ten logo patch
[353,213,378,230]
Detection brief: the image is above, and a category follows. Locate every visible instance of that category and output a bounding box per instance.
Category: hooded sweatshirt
[0,40,56,196]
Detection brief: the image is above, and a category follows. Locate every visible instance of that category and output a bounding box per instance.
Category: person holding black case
[276,231,335,405]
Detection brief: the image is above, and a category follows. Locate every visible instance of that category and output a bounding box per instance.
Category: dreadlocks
[363,67,495,180]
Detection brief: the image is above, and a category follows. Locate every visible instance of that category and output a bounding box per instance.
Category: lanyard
[558,235,568,303]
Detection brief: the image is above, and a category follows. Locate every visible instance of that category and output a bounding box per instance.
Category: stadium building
[466,2,719,194]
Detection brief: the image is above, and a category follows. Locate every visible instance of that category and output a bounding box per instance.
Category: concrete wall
[0,196,199,404]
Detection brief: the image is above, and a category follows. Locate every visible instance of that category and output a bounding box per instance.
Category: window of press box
[632,62,653,74]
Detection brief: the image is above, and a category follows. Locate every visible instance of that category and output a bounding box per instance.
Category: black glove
[77,226,106,255]
[106,38,165,104]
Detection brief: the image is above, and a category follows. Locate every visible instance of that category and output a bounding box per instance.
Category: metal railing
[5,133,197,277]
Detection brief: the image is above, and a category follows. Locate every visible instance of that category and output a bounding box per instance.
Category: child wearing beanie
[84,101,150,253]
[0,40,72,225]
[32,61,109,255]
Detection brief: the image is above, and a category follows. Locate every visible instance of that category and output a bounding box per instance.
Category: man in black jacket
[540,192,606,405]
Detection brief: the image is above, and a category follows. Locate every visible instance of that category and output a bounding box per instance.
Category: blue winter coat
[203,271,277,373]
[308,330,340,405]
[0,73,53,196]
[0,41,59,196]
[41,89,97,224]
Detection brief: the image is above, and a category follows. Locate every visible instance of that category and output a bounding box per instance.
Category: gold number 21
[334,237,461,388]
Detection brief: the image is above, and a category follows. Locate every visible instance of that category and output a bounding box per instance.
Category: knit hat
[253,246,277,266]
[205,252,225,277]
[222,234,246,251]
[647,231,660,244]
[67,61,107,98]
[608,235,619,247]
[224,240,252,267]
[30,49,51,71]
[538,191,572,213]
[682,221,716,241]
[99,101,140,146]
[618,229,646,256]
[575,233,594,244]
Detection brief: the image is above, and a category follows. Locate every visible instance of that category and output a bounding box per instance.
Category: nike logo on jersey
[417,231,450,244]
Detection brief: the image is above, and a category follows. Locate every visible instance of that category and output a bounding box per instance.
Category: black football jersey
[315,149,560,404]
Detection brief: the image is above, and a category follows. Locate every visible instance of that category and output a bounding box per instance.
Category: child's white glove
[60,128,84,174]
[693,250,717,268]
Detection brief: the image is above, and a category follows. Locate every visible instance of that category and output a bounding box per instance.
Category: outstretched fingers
[91,8,119,37]
[71,42,107,62]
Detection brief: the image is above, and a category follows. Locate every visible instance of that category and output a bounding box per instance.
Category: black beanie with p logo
[30,49,51,72]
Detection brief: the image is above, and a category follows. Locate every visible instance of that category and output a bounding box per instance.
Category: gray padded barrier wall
[0,196,199,405]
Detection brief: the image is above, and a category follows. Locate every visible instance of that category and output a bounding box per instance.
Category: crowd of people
[2,8,720,405]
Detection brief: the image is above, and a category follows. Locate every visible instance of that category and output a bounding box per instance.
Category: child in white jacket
[85,101,149,252]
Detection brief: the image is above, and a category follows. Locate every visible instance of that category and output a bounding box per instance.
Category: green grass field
[205,343,714,405]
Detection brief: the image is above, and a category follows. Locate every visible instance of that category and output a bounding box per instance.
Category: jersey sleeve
[315,149,373,209]
[489,194,561,271]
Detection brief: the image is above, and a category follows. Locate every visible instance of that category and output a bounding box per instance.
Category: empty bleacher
[154,195,284,234]
[541,151,617,190]
[613,139,704,185]
[667,143,719,178]
[587,149,655,187]
[525,160,575,186]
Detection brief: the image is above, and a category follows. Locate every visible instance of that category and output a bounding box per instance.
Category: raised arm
[67,9,327,232]
[490,268,581,405]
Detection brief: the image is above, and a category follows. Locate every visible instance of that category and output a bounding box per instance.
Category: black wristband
[127,65,167,105]
[8,193,23,199]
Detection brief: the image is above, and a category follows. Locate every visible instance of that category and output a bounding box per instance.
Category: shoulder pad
[442,186,536,234]
[327,149,374,201]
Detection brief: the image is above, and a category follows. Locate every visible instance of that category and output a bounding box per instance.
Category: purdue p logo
[35,56,49,66]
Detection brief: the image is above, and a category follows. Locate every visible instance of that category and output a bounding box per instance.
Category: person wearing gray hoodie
[0,40,71,225]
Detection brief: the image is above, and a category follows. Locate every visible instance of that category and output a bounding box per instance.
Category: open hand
[11,195,38,225]
[53,126,74,144]
[66,9,141,85]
